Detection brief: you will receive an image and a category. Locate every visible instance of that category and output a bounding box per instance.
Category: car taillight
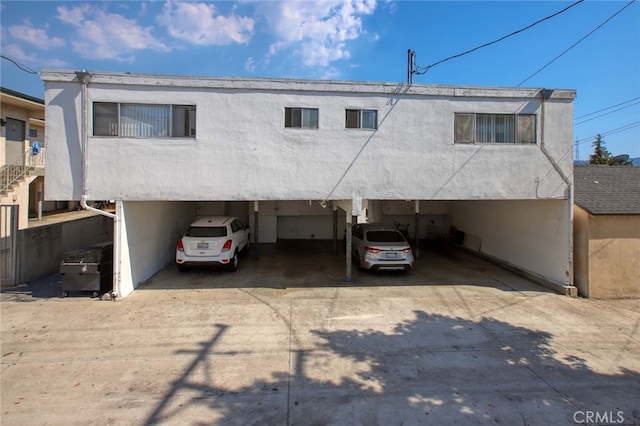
[365,246,380,253]
[222,240,233,252]
[403,247,412,253]
[177,240,184,251]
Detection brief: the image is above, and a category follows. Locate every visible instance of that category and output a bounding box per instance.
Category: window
[29,129,38,138]
[454,113,536,144]
[366,231,406,243]
[231,219,244,233]
[285,107,318,129]
[93,103,196,138]
[346,109,377,129]
[186,226,227,237]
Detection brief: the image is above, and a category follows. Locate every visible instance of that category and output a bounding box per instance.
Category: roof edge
[1,87,44,105]
[40,69,576,99]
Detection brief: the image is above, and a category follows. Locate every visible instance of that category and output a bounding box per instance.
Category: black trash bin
[60,242,113,297]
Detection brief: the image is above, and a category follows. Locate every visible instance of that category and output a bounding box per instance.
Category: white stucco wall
[450,199,572,286]
[118,201,195,297]
[42,72,574,204]
[41,72,576,294]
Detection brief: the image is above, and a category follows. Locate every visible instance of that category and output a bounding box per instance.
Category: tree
[589,134,613,165]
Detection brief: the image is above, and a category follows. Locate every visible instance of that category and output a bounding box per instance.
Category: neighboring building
[41,70,577,299]
[1,87,48,229]
[574,165,640,298]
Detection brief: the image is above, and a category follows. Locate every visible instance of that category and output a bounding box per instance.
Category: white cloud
[8,23,66,49]
[266,0,377,68]
[56,4,168,61]
[157,1,254,46]
[1,43,70,68]
[244,57,256,73]
[56,4,91,25]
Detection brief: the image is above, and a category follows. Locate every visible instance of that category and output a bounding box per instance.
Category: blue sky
[1,0,638,160]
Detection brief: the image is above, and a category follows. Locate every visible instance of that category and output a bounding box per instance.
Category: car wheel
[177,264,187,273]
[228,251,239,272]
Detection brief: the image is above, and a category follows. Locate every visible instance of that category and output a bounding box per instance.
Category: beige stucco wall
[575,207,640,299]
[573,206,590,297]
[1,103,30,166]
[0,176,36,230]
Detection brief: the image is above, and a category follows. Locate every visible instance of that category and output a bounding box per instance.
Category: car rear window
[186,226,227,237]
[366,230,406,243]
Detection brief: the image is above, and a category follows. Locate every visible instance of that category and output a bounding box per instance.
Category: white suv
[176,216,250,272]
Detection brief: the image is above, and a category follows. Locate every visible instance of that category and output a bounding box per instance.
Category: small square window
[29,129,38,138]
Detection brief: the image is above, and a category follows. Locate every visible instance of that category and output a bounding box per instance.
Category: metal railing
[1,147,45,194]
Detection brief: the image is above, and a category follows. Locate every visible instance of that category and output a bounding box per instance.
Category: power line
[1,55,38,75]
[575,97,640,120]
[574,121,640,146]
[517,0,637,86]
[574,101,640,126]
[411,0,585,76]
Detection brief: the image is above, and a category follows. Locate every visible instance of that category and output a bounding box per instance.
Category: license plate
[386,252,398,259]
[197,242,209,249]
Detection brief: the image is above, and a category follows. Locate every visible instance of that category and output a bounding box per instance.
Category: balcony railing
[1,147,45,194]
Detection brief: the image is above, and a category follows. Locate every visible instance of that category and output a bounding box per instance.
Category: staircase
[1,148,45,198]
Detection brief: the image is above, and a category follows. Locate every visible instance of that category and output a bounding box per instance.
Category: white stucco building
[41,70,577,298]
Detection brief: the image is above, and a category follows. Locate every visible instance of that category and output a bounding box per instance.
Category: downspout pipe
[76,70,121,300]
[539,89,575,294]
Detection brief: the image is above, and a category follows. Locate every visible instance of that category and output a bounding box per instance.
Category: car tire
[228,251,239,272]
[177,264,187,273]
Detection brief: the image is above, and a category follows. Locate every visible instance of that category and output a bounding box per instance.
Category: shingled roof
[574,165,640,215]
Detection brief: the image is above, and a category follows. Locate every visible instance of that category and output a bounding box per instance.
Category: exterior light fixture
[75,70,92,84]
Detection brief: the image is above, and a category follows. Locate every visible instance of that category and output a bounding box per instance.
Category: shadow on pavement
[144,311,640,425]
[0,274,65,301]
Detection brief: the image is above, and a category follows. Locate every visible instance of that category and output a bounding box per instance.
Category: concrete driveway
[2,246,639,425]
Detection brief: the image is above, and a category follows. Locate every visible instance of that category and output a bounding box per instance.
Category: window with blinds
[92,103,196,138]
[454,113,536,144]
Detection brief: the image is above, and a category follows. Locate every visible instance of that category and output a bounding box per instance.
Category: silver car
[351,223,414,271]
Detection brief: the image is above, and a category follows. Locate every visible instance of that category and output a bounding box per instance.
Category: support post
[345,213,352,282]
[414,200,420,259]
[332,204,338,256]
[253,201,259,260]
[10,205,19,286]
[37,181,43,221]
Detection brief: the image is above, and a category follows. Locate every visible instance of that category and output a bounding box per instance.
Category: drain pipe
[539,89,574,289]
[76,70,121,300]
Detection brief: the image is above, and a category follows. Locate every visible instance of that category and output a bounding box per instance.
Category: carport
[113,196,574,299]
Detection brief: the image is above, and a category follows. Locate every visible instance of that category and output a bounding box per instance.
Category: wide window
[454,113,536,144]
[285,107,318,129]
[346,109,377,129]
[93,103,196,138]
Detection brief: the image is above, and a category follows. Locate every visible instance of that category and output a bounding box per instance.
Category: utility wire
[575,97,640,120]
[1,55,38,75]
[517,0,637,86]
[412,0,585,75]
[574,121,640,146]
[574,101,640,125]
